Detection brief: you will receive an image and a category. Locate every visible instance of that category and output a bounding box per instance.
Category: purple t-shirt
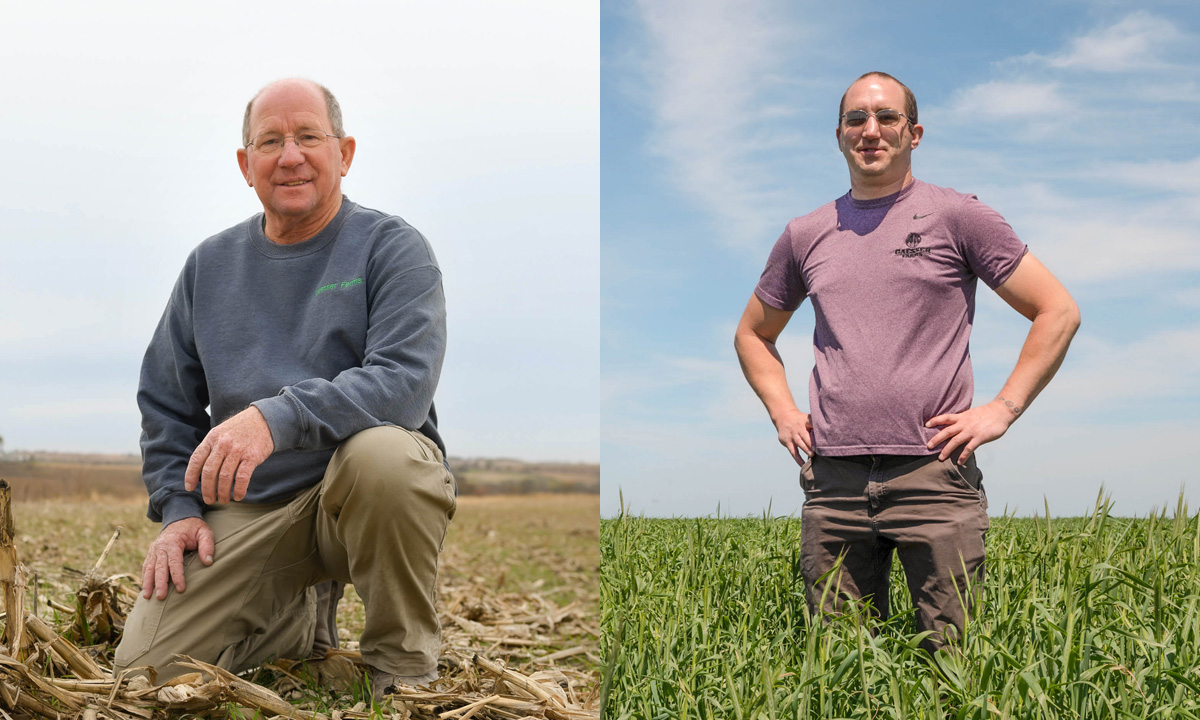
[755,180,1028,456]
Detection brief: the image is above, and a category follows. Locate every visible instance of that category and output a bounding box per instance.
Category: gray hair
[242,80,345,146]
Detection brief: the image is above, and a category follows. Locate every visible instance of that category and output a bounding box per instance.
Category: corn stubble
[0,487,601,719]
[601,492,1200,718]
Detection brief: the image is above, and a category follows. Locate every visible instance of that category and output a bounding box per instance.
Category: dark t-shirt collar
[249,195,356,258]
[844,179,921,211]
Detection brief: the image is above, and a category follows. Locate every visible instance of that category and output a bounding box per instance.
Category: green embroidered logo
[315,277,363,297]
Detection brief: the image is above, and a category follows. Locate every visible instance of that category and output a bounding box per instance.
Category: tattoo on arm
[997,396,1023,416]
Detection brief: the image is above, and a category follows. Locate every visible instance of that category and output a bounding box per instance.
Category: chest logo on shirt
[895,233,932,259]
[314,277,364,297]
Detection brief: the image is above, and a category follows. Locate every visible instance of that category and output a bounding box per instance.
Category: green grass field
[601,496,1200,719]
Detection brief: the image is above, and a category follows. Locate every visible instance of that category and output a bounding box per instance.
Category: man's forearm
[994,304,1081,415]
[925,298,1080,464]
[734,328,802,424]
[735,295,811,462]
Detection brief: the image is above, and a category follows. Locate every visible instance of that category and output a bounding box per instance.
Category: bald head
[839,71,917,125]
[242,79,344,146]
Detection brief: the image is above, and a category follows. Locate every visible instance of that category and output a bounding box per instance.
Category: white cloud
[631,0,803,248]
[985,421,1200,518]
[945,81,1072,121]
[604,318,815,430]
[1025,214,1200,285]
[1175,288,1200,308]
[1044,12,1183,72]
[899,178,1200,287]
[939,13,1189,135]
[1043,327,1200,410]
[1108,155,1200,197]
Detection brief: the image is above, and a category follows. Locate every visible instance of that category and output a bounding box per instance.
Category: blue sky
[602,1,1200,517]
[0,1,598,463]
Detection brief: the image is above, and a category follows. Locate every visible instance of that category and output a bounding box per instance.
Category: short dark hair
[839,71,917,126]
[242,80,345,146]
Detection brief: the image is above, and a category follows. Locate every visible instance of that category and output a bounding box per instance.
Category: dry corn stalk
[72,527,127,645]
[0,480,28,658]
[25,613,107,679]
[175,657,326,719]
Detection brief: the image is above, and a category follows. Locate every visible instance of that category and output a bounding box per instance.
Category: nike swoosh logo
[913,213,934,220]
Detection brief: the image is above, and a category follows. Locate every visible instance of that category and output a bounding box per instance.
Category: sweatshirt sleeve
[252,225,446,452]
[137,257,211,526]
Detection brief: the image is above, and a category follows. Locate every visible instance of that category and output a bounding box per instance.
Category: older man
[734,71,1080,652]
[115,79,455,696]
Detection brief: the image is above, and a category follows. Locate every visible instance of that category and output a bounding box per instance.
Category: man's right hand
[141,517,215,600]
[774,409,813,465]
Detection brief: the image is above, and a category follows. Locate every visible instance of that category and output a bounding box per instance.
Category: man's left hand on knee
[141,517,215,600]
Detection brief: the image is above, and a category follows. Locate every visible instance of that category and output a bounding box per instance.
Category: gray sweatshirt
[138,198,446,527]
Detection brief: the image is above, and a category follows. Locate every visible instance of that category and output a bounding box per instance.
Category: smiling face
[836,75,923,200]
[236,80,356,243]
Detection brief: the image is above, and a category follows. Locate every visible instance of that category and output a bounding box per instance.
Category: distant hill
[0,451,598,501]
[449,457,599,495]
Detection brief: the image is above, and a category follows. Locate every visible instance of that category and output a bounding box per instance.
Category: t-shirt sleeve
[954,195,1029,289]
[754,224,807,311]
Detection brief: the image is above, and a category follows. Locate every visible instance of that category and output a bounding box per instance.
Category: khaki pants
[799,453,988,653]
[115,426,457,680]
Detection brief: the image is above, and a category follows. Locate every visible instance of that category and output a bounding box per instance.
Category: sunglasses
[840,109,910,128]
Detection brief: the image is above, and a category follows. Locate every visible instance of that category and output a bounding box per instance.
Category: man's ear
[237,148,253,186]
[909,123,924,150]
[338,136,356,177]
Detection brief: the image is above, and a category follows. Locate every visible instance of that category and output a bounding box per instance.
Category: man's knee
[340,425,439,467]
[323,426,454,513]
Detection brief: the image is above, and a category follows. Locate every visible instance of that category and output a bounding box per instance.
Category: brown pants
[799,453,988,653]
[114,426,457,680]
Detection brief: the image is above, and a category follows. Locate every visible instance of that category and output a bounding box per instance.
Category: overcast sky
[602,0,1200,517]
[0,1,598,463]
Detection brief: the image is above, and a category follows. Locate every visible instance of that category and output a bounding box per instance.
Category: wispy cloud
[1175,288,1200,308]
[925,13,1200,288]
[945,81,1072,120]
[1108,155,1200,197]
[939,13,1189,133]
[1040,12,1184,71]
[1046,327,1200,409]
[1020,205,1200,285]
[604,324,813,428]
[630,0,804,248]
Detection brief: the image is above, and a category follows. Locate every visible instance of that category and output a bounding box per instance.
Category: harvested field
[0,461,143,502]
[0,488,599,718]
[0,456,599,498]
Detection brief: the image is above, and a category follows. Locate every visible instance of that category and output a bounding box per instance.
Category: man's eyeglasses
[247,130,341,154]
[840,109,909,129]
